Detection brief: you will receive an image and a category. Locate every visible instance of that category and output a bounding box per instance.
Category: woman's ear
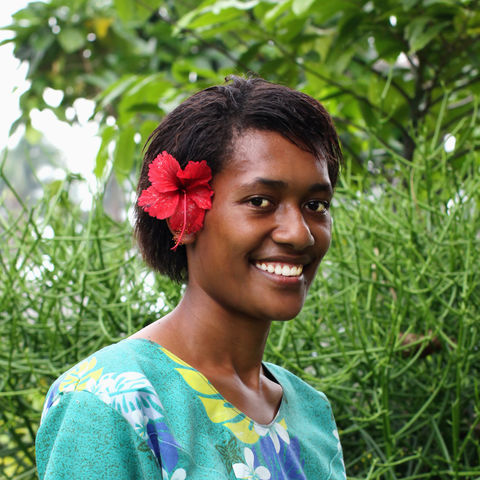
[166,219,197,246]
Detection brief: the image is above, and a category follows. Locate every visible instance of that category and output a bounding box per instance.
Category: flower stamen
[171,191,188,251]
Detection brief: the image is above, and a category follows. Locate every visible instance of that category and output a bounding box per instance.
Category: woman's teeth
[255,262,303,277]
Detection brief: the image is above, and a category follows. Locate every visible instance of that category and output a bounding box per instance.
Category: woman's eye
[305,200,329,213]
[249,197,271,208]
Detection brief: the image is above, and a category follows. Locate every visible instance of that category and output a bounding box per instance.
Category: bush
[1,138,479,478]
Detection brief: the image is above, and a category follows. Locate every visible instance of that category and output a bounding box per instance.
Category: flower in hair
[138,151,213,250]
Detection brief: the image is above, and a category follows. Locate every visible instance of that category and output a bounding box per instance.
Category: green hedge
[1,143,479,478]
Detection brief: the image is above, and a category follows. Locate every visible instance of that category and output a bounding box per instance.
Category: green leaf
[114,0,134,23]
[307,0,355,23]
[140,120,159,147]
[113,125,136,181]
[292,0,315,16]
[405,18,449,53]
[176,0,258,31]
[114,0,160,23]
[262,0,292,28]
[57,28,85,53]
[94,126,116,178]
[312,32,335,61]
[96,75,139,112]
[118,75,172,115]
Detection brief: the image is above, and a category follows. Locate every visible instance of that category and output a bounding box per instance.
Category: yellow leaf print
[199,397,241,423]
[176,369,216,396]
[59,357,103,393]
[223,418,260,444]
[162,347,260,444]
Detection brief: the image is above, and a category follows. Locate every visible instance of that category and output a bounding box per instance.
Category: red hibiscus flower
[138,151,214,250]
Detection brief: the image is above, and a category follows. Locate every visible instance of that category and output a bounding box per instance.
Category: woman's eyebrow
[251,178,288,189]
[240,177,332,195]
[309,182,333,195]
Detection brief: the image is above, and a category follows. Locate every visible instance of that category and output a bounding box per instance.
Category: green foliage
[4,0,480,183]
[2,0,480,478]
[2,138,479,479]
[0,158,183,478]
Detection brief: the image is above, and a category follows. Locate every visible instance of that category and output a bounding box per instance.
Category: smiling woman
[35,76,346,479]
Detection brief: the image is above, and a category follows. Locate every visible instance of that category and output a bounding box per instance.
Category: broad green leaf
[119,76,172,114]
[140,120,160,146]
[406,18,450,53]
[96,75,139,112]
[94,126,116,178]
[181,8,242,29]
[57,28,85,53]
[402,0,421,9]
[114,0,134,22]
[312,32,335,61]
[262,0,292,28]
[115,0,160,23]
[292,0,315,16]
[307,0,355,23]
[176,0,258,31]
[113,125,136,180]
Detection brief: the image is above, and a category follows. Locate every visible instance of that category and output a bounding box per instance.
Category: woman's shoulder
[37,339,188,478]
[41,339,169,424]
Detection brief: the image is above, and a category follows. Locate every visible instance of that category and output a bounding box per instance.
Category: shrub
[1,139,478,478]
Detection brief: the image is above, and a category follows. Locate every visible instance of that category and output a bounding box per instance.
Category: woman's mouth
[254,262,303,277]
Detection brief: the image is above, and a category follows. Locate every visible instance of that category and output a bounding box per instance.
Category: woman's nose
[271,207,314,250]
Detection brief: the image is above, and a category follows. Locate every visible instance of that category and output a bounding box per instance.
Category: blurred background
[1,1,479,478]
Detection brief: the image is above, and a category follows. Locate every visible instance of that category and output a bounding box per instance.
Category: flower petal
[270,431,280,453]
[171,469,187,480]
[148,151,181,192]
[255,466,271,479]
[139,153,213,233]
[168,199,205,235]
[138,187,180,220]
[177,160,212,188]
[244,447,255,470]
[274,422,290,445]
[254,423,269,436]
[232,463,250,479]
[189,185,213,209]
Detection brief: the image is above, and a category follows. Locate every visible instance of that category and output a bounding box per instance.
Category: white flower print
[254,420,290,454]
[84,371,164,437]
[162,468,186,480]
[233,447,271,480]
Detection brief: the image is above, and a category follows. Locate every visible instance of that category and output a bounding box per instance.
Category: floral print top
[36,339,346,479]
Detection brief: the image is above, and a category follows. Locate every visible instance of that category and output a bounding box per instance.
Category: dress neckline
[125,337,286,429]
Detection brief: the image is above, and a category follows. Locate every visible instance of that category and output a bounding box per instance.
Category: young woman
[36,76,346,479]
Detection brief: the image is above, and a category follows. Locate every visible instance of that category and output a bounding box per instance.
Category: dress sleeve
[36,390,162,480]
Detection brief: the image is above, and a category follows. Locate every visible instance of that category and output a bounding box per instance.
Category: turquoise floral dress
[36,339,346,479]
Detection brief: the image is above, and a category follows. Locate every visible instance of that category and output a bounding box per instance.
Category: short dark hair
[135,75,342,282]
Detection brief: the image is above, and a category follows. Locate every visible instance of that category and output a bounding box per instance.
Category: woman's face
[186,129,333,322]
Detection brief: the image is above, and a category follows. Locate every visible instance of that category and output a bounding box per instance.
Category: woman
[36,76,346,479]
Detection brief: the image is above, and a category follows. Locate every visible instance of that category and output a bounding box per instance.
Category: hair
[135,75,343,282]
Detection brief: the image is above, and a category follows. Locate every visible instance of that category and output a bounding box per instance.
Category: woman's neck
[132,284,272,388]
